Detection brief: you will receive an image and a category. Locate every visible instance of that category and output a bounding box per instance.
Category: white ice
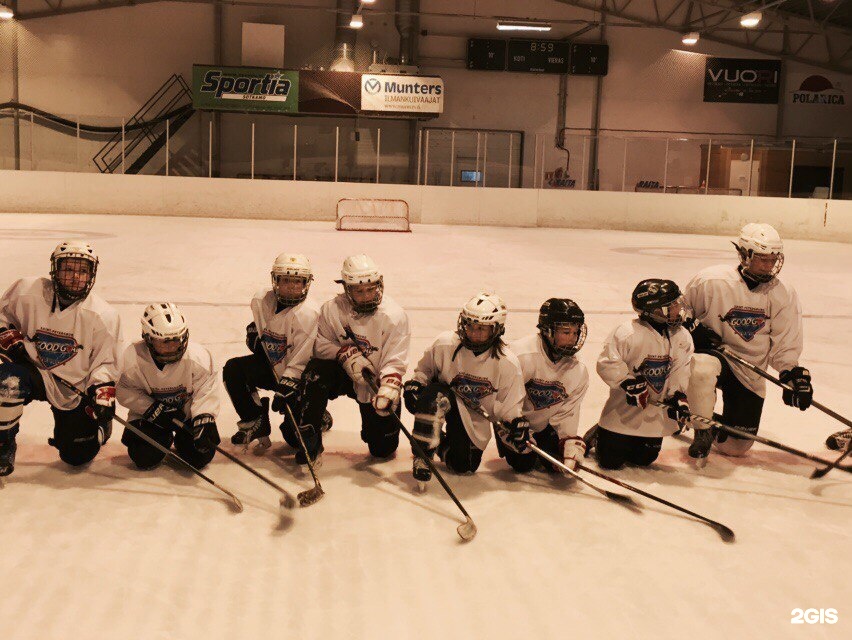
[0,213,850,640]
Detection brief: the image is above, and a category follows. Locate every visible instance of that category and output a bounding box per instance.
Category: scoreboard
[468,38,608,76]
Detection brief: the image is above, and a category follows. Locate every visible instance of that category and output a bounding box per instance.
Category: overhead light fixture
[681,32,700,45]
[350,13,363,29]
[740,11,762,28]
[0,3,14,20]
[360,0,376,4]
[496,19,552,32]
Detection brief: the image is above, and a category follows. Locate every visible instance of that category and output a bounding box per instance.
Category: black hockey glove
[779,366,812,411]
[689,321,723,352]
[271,377,301,413]
[621,376,649,409]
[186,414,218,455]
[403,380,424,414]
[245,322,260,353]
[142,401,183,430]
[663,391,690,430]
[0,325,28,363]
[498,417,531,454]
[86,382,116,423]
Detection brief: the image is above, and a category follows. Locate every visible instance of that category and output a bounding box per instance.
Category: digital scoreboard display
[568,43,609,76]
[467,39,508,71]
[507,39,570,74]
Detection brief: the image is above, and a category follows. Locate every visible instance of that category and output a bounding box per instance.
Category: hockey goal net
[335,198,411,232]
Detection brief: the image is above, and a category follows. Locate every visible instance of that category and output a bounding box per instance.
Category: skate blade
[691,455,709,470]
[252,437,272,455]
[416,480,428,493]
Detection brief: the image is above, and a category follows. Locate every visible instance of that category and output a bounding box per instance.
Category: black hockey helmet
[631,279,688,327]
[537,298,587,359]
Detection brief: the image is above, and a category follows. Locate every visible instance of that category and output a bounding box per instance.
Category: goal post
[335,198,411,232]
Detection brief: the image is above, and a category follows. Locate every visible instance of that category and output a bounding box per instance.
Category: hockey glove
[86,382,116,423]
[779,366,812,411]
[689,321,723,352]
[186,414,218,455]
[497,417,531,454]
[337,345,375,385]
[0,325,27,363]
[558,436,586,471]
[245,322,260,353]
[621,376,649,409]
[403,380,424,414]
[271,376,301,413]
[663,391,690,430]
[142,400,183,430]
[372,375,402,416]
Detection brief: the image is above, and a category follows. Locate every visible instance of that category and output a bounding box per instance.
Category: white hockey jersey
[684,264,803,397]
[251,289,319,381]
[510,333,589,439]
[596,319,693,438]
[412,331,525,451]
[314,293,410,403]
[0,277,123,410]
[117,340,221,423]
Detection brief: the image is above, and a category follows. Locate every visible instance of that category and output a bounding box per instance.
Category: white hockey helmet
[49,240,99,302]
[734,223,784,283]
[141,302,189,365]
[271,253,313,306]
[457,292,508,351]
[337,254,384,313]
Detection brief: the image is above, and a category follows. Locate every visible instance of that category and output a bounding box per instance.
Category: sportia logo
[639,356,672,394]
[451,373,495,409]
[525,378,567,410]
[200,70,292,102]
[720,306,768,342]
[261,331,292,366]
[33,329,80,370]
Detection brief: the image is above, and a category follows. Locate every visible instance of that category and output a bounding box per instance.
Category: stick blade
[713,523,736,543]
[296,487,324,508]
[228,494,244,513]
[457,517,477,542]
[608,490,642,512]
[810,466,832,480]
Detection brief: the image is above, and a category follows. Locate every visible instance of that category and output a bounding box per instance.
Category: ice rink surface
[0,213,850,640]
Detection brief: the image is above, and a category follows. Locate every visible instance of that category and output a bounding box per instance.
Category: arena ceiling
[7,0,852,73]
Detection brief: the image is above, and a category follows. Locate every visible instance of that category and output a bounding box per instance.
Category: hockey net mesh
[336,199,411,232]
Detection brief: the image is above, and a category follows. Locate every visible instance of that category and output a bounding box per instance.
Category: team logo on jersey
[33,329,80,370]
[639,356,672,394]
[151,386,189,409]
[450,373,495,408]
[342,329,379,356]
[525,378,567,410]
[719,306,768,342]
[260,331,292,366]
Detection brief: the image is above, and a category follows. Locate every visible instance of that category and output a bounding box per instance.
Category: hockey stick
[713,348,852,431]
[342,326,476,541]
[653,400,852,476]
[810,439,852,479]
[282,403,325,507]
[51,373,244,513]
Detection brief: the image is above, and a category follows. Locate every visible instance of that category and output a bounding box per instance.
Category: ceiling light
[740,11,762,28]
[0,3,15,20]
[681,32,700,45]
[496,20,552,32]
[361,0,376,4]
[350,13,363,29]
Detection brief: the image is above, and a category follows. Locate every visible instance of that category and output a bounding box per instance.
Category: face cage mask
[272,274,312,307]
[738,248,784,284]
[51,257,97,303]
[144,332,189,365]
[457,315,504,352]
[344,278,384,314]
[541,322,587,359]
[641,297,689,328]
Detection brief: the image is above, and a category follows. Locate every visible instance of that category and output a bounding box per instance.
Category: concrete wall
[2,169,849,243]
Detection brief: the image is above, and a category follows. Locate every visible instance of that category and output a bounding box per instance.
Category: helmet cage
[640,294,690,328]
[735,243,784,283]
[344,277,384,314]
[540,321,587,358]
[50,252,98,303]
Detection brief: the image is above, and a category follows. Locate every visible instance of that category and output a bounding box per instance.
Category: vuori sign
[704,57,781,104]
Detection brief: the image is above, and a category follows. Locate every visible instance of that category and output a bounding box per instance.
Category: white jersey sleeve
[117,341,221,422]
[596,319,693,438]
